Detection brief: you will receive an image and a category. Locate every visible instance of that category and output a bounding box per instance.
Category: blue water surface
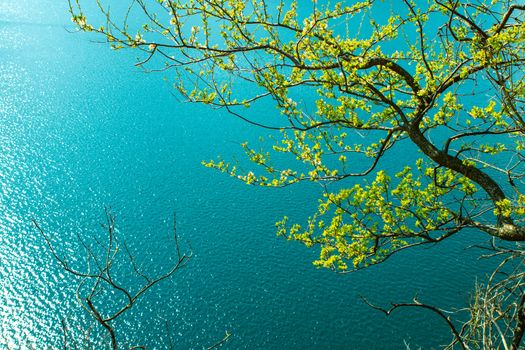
[0,1,499,349]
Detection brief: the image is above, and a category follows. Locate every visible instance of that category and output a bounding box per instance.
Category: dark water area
[0,1,499,349]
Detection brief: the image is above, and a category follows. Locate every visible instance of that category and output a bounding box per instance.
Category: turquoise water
[0,1,499,349]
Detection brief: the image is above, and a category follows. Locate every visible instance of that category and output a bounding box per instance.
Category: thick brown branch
[495,5,525,34]
[408,126,525,240]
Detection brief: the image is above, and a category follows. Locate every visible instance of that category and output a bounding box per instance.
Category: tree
[68,0,525,347]
[363,247,525,350]
[33,210,230,349]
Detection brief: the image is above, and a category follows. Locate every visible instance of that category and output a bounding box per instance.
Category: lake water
[0,1,498,349]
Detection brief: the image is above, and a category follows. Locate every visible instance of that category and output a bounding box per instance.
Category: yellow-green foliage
[277,163,475,269]
[71,0,525,270]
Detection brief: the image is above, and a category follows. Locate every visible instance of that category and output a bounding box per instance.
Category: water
[0,1,499,349]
